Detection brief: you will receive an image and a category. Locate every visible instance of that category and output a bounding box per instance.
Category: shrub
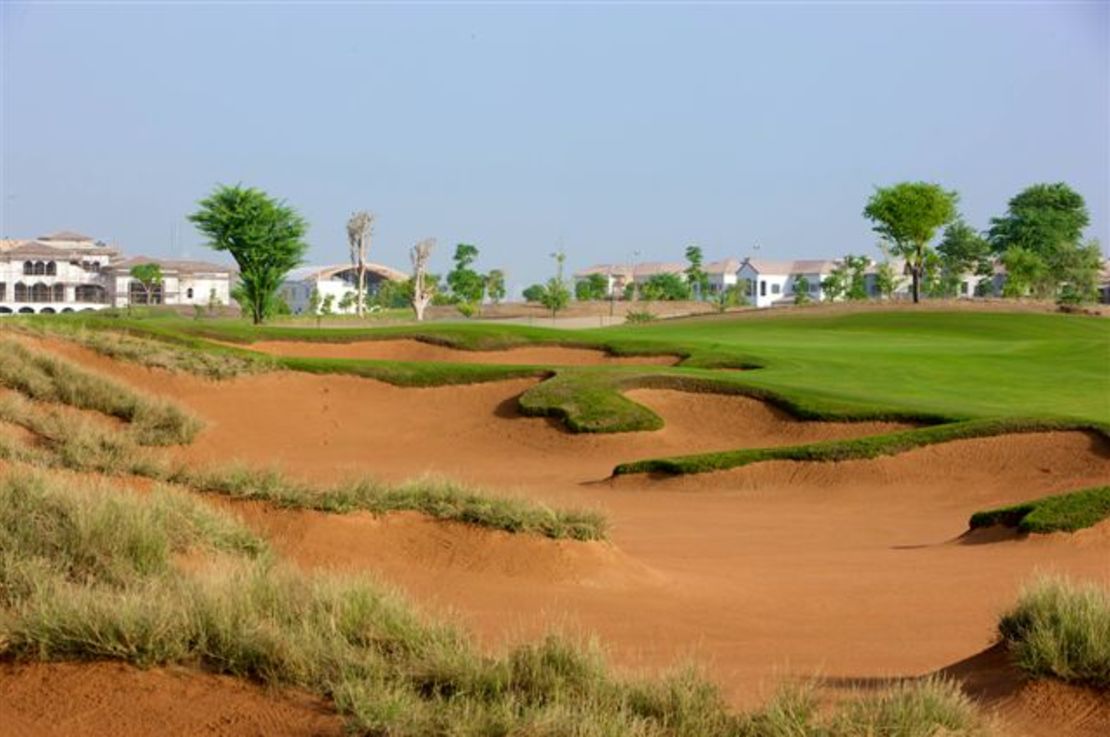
[999,576,1110,688]
[626,310,657,324]
[969,486,1110,534]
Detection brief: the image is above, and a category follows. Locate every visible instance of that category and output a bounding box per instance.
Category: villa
[0,231,235,314]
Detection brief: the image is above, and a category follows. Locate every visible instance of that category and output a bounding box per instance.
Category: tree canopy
[576,273,608,301]
[988,182,1090,258]
[641,273,690,301]
[684,245,709,299]
[446,243,485,304]
[485,269,507,305]
[863,182,958,303]
[188,184,308,324]
[129,263,163,305]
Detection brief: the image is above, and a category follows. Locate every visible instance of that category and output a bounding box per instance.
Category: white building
[0,231,234,315]
[704,259,740,295]
[280,263,407,314]
[737,258,840,308]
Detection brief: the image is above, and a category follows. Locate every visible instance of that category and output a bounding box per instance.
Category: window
[52,284,65,302]
[0,283,5,301]
[809,281,818,293]
[759,280,767,297]
[14,283,27,301]
[23,261,33,276]
[771,283,781,295]
[186,287,194,299]
[46,262,57,276]
[30,283,49,302]
[129,281,163,305]
[76,285,107,303]
[33,262,45,276]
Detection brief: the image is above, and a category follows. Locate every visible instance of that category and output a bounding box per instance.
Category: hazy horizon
[2,2,1106,294]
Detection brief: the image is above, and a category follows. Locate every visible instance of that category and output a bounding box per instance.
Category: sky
[1,1,1107,294]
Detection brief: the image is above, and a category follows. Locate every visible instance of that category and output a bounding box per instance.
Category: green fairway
[13,308,1110,473]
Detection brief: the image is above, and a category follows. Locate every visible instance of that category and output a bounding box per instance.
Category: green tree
[188,184,308,324]
[863,182,959,303]
[575,273,608,301]
[338,291,356,313]
[129,263,163,306]
[713,284,747,312]
[874,261,899,300]
[307,287,322,327]
[522,284,546,303]
[320,294,335,319]
[446,243,485,304]
[486,269,507,305]
[1055,240,1103,305]
[1001,247,1051,298]
[793,275,811,305]
[843,255,870,300]
[641,273,690,301]
[684,245,709,299]
[938,220,991,275]
[821,266,849,301]
[988,183,1090,259]
[540,278,570,317]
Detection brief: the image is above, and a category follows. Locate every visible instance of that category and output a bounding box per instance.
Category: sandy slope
[0,661,343,737]
[5,335,1109,734]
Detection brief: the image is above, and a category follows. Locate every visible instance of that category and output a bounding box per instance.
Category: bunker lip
[0,660,344,737]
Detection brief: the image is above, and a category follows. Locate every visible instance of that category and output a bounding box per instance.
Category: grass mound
[0,339,201,445]
[999,577,1110,689]
[0,470,991,735]
[970,486,1110,534]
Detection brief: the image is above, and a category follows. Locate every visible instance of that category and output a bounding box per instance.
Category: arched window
[46,261,57,276]
[23,261,33,276]
[14,283,27,301]
[33,262,45,276]
[30,283,49,302]
[52,284,65,302]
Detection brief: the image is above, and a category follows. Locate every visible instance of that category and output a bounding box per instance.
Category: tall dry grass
[0,339,201,444]
[999,576,1110,688]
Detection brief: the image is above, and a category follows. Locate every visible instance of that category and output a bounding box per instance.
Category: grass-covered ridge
[0,470,991,736]
[0,339,202,445]
[612,418,1110,476]
[999,577,1110,689]
[0,391,608,541]
[970,486,1110,534]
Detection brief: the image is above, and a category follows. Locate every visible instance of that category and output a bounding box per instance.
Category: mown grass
[970,486,1110,534]
[0,339,202,445]
[999,577,1110,689]
[0,392,608,541]
[0,470,991,736]
[613,418,1110,476]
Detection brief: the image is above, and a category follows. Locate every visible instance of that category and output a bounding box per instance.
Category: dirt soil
[6,334,1110,736]
[0,661,343,737]
[242,338,680,366]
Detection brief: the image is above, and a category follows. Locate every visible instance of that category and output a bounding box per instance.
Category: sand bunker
[244,338,680,366]
[14,335,1110,725]
[0,661,343,737]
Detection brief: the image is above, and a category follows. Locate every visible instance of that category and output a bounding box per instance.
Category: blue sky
[2,2,1106,293]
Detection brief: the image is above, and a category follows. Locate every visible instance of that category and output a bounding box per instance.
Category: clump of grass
[970,486,1110,534]
[736,677,988,737]
[0,339,202,445]
[998,576,1110,689]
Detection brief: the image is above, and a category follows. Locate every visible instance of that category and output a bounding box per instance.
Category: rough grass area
[737,676,988,737]
[612,418,1110,476]
[0,470,990,736]
[970,486,1110,534]
[0,339,202,445]
[11,322,271,379]
[0,392,607,541]
[999,577,1110,689]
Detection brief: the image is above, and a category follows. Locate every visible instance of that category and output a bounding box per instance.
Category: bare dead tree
[346,211,374,316]
[410,238,436,321]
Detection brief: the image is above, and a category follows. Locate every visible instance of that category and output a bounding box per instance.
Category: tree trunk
[356,259,365,317]
[911,266,921,304]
